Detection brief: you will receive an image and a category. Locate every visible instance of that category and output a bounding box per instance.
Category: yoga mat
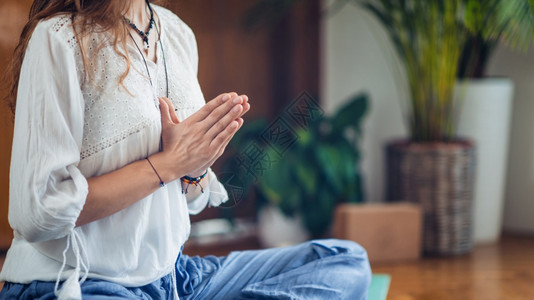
[368,274,391,300]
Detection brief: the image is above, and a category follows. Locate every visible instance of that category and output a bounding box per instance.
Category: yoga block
[333,203,422,263]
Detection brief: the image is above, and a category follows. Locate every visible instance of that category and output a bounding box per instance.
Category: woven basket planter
[386,139,476,255]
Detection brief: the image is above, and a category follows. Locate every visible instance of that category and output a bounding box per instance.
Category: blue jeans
[0,239,372,299]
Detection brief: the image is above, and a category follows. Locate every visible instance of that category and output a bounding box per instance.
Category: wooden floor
[0,235,533,299]
[372,235,534,300]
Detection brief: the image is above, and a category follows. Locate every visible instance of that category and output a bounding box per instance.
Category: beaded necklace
[124,0,155,51]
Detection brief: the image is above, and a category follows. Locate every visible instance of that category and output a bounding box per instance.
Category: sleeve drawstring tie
[54,230,90,300]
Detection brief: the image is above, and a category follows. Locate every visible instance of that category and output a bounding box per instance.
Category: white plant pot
[456,78,514,244]
[257,205,310,248]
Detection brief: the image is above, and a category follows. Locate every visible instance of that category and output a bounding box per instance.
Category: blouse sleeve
[187,168,229,215]
[8,21,88,243]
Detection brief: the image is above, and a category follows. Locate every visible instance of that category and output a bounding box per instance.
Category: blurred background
[1,0,534,299]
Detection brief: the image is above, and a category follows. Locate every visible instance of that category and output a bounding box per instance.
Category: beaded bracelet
[181,170,208,194]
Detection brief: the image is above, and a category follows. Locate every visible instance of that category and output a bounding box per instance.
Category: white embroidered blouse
[0,4,228,293]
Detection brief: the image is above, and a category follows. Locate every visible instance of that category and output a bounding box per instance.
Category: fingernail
[233,105,240,113]
[222,94,230,101]
[233,97,242,104]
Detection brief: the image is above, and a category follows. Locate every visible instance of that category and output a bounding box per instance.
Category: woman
[0,0,371,299]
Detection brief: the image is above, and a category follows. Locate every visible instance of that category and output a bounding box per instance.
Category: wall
[488,47,534,233]
[321,2,534,233]
[321,2,407,204]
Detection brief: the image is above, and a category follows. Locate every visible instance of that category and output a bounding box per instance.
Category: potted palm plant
[360,0,477,255]
[456,0,534,244]
[362,0,533,254]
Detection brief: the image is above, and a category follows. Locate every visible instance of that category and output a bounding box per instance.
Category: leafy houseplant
[459,0,534,78]
[224,93,369,239]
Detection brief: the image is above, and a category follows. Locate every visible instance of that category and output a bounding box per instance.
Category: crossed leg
[176,239,372,300]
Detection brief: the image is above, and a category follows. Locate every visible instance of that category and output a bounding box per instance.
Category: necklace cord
[125,0,168,154]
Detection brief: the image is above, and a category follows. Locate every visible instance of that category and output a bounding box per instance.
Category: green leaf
[331,93,369,134]
[258,151,288,202]
[257,148,303,216]
[314,145,345,194]
[463,0,534,50]
[278,186,301,217]
[301,188,336,237]
[294,157,318,197]
[295,127,313,147]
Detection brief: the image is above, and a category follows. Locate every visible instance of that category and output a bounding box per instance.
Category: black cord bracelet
[146,157,165,187]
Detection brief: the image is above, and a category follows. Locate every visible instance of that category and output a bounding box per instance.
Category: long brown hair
[4,0,164,114]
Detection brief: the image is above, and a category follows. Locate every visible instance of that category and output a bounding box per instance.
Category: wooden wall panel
[169,1,275,119]
[0,0,32,249]
[169,0,320,118]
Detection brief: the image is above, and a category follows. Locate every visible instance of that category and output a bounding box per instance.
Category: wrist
[187,169,208,178]
[147,152,184,184]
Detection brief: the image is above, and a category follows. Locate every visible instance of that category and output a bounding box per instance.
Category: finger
[236,117,244,129]
[161,97,180,124]
[236,95,250,118]
[208,130,238,166]
[214,119,243,159]
[238,101,250,119]
[158,98,173,128]
[209,119,239,150]
[205,103,243,140]
[187,93,232,123]
[200,117,243,171]
[220,118,242,149]
[201,96,244,132]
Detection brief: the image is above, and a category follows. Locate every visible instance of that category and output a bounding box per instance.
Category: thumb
[161,97,181,124]
[158,97,173,128]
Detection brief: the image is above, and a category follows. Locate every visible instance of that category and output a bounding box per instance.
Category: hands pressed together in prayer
[157,92,250,179]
